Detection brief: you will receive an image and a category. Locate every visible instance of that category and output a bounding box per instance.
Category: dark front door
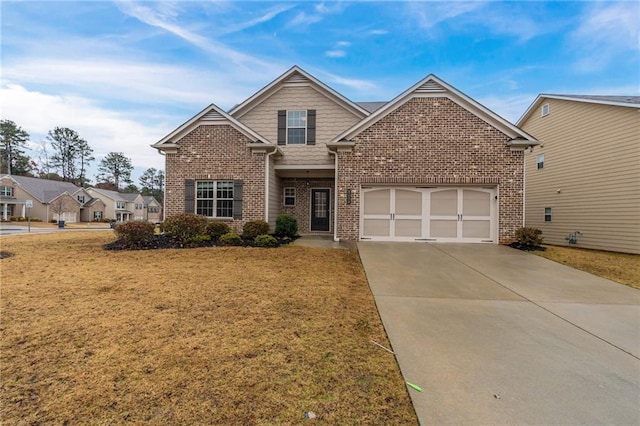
[311,189,330,232]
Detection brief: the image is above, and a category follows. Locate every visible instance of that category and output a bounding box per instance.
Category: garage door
[361,186,497,242]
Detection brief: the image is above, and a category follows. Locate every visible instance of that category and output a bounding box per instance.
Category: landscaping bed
[103,233,296,250]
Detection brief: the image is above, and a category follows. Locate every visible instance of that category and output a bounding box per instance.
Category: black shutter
[277,110,286,145]
[233,180,243,220]
[184,179,195,214]
[307,109,316,145]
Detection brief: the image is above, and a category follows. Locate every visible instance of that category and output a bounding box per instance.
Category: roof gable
[517,94,640,126]
[332,74,537,144]
[3,174,81,203]
[151,103,271,152]
[87,187,127,202]
[229,66,369,120]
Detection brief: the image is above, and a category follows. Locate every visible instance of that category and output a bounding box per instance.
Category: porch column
[2,203,7,220]
[21,204,26,217]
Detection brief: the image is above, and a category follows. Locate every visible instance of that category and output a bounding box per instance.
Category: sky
[1,1,639,185]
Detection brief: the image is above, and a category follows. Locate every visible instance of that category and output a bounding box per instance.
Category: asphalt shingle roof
[7,175,80,202]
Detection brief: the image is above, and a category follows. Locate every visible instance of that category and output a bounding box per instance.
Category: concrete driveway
[358,242,640,425]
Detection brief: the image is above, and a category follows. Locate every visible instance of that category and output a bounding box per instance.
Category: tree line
[0,119,164,201]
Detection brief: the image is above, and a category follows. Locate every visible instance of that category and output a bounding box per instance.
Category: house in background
[86,188,145,222]
[142,196,162,222]
[0,174,84,222]
[153,66,537,243]
[518,95,640,254]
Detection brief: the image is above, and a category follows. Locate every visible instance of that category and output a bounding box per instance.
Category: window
[0,186,13,197]
[93,211,103,220]
[77,195,85,203]
[541,103,550,117]
[148,206,159,213]
[544,207,552,222]
[283,187,296,206]
[196,181,234,218]
[287,110,307,144]
[537,154,545,169]
[116,201,126,209]
[135,203,142,210]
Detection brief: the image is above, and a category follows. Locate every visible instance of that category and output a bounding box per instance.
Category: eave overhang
[326,140,356,153]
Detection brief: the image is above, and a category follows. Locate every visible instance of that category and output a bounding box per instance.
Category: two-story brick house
[153,66,537,243]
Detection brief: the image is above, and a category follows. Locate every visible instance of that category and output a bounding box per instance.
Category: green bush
[515,227,544,248]
[162,213,208,243]
[242,220,270,239]
[275,215,298,238]
[185,234,211,245]
[206,221,231,240]
[254,234,279,248]
[114,221,156,246]
[218,232,243,246]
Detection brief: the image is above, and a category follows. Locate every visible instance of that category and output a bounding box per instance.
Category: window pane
[288,128,306,144]
[197,200,214,217]
[216,200,233,218]
[197,181,215,199]
[216,181,233,199]
[287,110,306,127]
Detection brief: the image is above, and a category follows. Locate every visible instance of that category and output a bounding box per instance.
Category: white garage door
[361,186,497,242]
[55,212,77,223]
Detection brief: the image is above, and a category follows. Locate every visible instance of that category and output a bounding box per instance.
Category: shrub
[242,220,270,239]
[275,215,298,238]
[218,232,243,246]
[185,234,211,245]
[254,234,279,248]
[114,221,156,247]
[515,227,544,248]
[162,213,208,243]
[206,221,231,240]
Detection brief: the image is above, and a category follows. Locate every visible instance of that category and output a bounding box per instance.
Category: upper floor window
[544,207,552,222]
[196,181,234,218]
[148,206,159,213]
[541,103,550,117]
[537,154,545,169]
[277,110,316,146]
[0,186,13,197]
[77,195,85,203]
[116,201,126,209]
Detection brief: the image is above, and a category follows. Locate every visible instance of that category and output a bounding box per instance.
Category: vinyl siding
[236,85,361,166]
[522,99,640,254]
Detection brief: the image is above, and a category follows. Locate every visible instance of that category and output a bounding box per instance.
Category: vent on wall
[202,110,225,122]
[541,103,550,117]
[416,81,445,93]
[285,74,309,84]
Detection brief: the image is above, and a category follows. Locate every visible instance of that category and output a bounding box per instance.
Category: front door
[311,189,330,232]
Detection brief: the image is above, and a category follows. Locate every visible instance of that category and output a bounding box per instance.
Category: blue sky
[1,1,638,183]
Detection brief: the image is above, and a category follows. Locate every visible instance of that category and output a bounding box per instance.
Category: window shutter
[184,179,195,213]
[307,109,316,145]
[233,180,243,219]
[277,110,286,145]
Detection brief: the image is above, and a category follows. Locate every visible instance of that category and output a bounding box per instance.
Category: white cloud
[325,50,346,58]
[218,4,295,35]
[478,94,539,124]
[287,12,324,28]
[368,29,388,35]
[321,72,377,92]
[408,2,486,30]
[336,41,351,47]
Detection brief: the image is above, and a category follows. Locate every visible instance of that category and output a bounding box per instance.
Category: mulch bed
[104,234,295,250]
[509,242,546,251]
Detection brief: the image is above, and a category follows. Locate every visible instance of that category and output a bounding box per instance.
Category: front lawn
[0,232,417,424]
[534,245,640,289]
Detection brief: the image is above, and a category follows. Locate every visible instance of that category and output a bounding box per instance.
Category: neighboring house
[518,95,640,254]
[152,66,537,243]
[86,188,146,222]
[142,196,163,222]
[0,174,84,222]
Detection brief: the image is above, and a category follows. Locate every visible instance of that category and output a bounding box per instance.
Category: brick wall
[280,178,334,234]
[336,97,524,243]
[164,125,266,231]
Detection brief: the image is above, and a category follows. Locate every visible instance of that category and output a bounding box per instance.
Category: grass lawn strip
[0,232,417,425]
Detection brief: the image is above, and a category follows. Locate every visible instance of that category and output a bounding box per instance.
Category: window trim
[283,187,296,206]
[0,186,13,197]
[541,103,550,117]
[537,154,545,169]
[544,207,552,222]
[286,110,307,145]
[77,195,85,203]
[195,180,234,218]
[116,201,126,209]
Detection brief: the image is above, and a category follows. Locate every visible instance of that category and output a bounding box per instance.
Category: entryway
[310,188,330,232]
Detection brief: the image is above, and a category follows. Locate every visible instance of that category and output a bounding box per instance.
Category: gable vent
[416,81,445,93]
[285,74,309,84]
[201,110,225,122]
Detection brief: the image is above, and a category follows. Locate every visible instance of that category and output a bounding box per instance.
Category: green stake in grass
[406,382,423,392]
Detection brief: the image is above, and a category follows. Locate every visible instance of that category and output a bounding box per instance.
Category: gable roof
[151,103,272,151]
[142,195,160,206]
[2,175,81,203]
[87,187,129,202]
[356,101,388,113]
[517,94,640,126]
[119,193,142,202]
[228,65,370,119]
[332,74,537,144]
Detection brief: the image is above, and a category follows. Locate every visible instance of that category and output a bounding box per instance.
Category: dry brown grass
[535,245,640,289]
[0,232,417,425]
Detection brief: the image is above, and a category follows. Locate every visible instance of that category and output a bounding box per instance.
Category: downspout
[328,150,340,242]
[158,151,166,221]
[264,146,279,224]
[522,149,527,227]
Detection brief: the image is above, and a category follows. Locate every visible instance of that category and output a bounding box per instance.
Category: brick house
[152,66,537,243]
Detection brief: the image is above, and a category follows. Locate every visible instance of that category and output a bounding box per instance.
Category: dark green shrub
[206,221,231,240]
[275,215,297,238]
[242,220,270,239]
[218,232,243,246]
[254,234,278,248]
[186,234,211,245]
[515,227,544,248]
[162,213,208,243]
[114,221,155,247]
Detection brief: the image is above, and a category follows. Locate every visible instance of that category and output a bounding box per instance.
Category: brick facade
[164,125,266,231]
[336,97,524,243]
[280,178,334,234]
